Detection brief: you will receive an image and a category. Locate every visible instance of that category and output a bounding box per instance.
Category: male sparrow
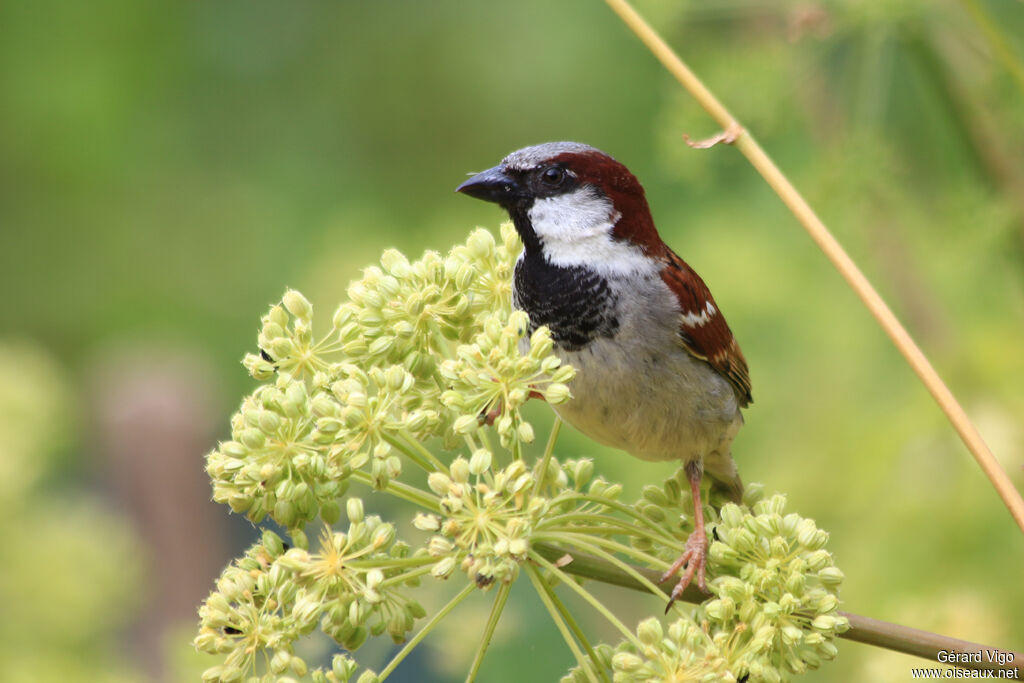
[456,142,752,603]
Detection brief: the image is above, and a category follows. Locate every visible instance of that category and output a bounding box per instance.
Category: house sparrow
[456,142,752,604]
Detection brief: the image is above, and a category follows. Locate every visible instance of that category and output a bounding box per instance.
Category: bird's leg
[660,460,709,611]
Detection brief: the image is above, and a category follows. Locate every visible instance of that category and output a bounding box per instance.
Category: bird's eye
[540,166,565,186]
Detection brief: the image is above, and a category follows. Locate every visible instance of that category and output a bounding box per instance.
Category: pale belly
[552,335,742,467]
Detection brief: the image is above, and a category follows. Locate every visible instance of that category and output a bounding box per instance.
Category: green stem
[476,420,494,453]
[377,582,475,681]
[465,582,512,683]
[524,564,605,683]
[538,511,683,548]
[379,564,436,589]
[529,550,642,650]
[535,533,668,603]
[535,530,668,571]
[554,492,682,540]
[532,541,704,604]
[398,431,447,472]
[532,417,562,497]
[381,432,439,473]
[427,318,454,359]
[345,555,439,570]
[350,469,440,511]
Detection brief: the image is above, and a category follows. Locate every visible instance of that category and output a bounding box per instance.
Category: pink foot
[660,527,708,612]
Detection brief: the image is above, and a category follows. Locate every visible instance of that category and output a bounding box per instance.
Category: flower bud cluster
[196,505,424,682]
[279,513,424,650]
[208,225,570,527]
[454,225,521,316]
[567,483,847,682]
[562,616,729,683]
[195,530,307,682]
[439,309,574,448]
[339,224,518,377]
[324,362,441,489]
[415,454,548,587]
[702,494,848,679]
[205,380,349,531]
[243,291,326,383]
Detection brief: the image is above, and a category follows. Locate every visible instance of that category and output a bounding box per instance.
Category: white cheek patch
[528,188,654,277]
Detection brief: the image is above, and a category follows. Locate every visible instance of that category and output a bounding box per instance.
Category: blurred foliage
[1,0,1022,680]
[0,343,144,683]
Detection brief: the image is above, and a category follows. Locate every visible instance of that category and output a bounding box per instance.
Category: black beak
[455,165,520,205]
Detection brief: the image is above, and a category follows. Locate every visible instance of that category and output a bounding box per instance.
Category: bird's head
[457,142,665,273]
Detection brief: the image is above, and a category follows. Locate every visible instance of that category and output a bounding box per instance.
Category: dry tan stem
[603,0,1024,533]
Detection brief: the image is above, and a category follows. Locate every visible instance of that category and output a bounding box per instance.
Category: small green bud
[347,498,365,523]
[380,248,410,276]
[508,537,528,557]
[450,457,470,483]
[355,670,379,683]
[431,556,456,579]
[571,459,594,488]
[550,366,575,384]
[427,472,452,496]
[371,523,395,549]
[278,547,311,572]
[611,652,644,673]
[452,414,478,434]
[806,549,831,571]
[268,305,289,328]
[544,383,571,404]
[467,229,496,258]
[641,484,669,507]
[270,650,291,674]
[812,615,839,632]
[517,421,535,443]
[469,448,492,475]
[239,428,265,449]
[383,366,408,392]
[495,413,513,435]
[282,290,312,320]
[262,530,285,556]
[413,513,441,531]
[781,624,804,645]
[818,566,844,586]
[346,626,369,651]
[271,337,294,359]
[636,617,663,646]
[365,568,384,591]
[290,656,308,677]
[262,322,286,341]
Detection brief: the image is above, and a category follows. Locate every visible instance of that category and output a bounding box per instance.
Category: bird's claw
[660,529,709,613]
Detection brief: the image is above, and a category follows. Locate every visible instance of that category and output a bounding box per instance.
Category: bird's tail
[704,455,744,505]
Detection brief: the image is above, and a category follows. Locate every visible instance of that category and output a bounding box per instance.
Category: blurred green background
[1,0,1022,680]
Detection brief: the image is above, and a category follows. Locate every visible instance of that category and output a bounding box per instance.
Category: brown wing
[660,249,752,407]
